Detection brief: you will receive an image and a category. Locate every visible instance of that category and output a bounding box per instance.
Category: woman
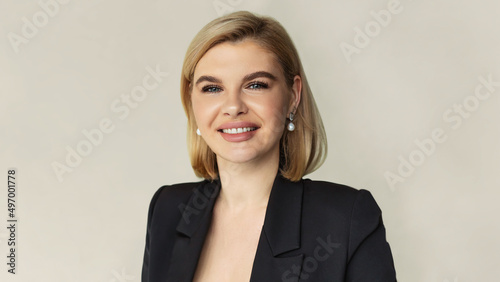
[142,11,396,282]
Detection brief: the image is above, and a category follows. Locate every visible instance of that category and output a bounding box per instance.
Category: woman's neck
[216,152,279,212]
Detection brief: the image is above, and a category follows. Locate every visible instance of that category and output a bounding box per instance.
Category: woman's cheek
[193,99,219,128]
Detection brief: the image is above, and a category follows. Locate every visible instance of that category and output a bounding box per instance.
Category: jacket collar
[262,172,303,256]
[175,172,303,253]
[175,178,220,237]
[168,172,304,281]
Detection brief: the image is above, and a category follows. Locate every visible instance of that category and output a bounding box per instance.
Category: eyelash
[201,81,269,93]
[247,80,269,90]
[201,84,222,93]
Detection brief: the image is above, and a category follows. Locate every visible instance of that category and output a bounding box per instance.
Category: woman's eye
[202,85,222,93]
[247,81,269,90]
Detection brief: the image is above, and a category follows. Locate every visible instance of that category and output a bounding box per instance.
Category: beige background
[1,0,499,281]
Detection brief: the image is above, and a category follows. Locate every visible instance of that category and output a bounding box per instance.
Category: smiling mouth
[218,127,258,134]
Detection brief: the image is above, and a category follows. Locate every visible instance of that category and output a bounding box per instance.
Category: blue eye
[202,85,222,93]
[248,81,269,90]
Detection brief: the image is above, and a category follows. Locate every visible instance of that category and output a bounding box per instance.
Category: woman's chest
[192,209,266,282]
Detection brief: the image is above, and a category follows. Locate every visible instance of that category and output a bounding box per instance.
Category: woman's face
[191,39,301,167]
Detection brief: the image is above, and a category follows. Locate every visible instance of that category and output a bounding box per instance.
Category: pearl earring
[287,112,295,132]
[196,128,201,136]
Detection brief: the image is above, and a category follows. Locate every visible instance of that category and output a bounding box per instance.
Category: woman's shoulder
[300,178,381,214]
[156,180,206,197]
[302,178,360,195]
[147,180,210,213]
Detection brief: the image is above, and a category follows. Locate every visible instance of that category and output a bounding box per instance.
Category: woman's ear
[289,75,302,112]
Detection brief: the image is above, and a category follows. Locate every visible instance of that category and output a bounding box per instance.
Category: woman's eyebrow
[243,71,277,82]
[195,75,222,86]
[194,71,277,86]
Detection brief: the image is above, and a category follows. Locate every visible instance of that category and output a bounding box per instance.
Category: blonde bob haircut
[181,11,327,182]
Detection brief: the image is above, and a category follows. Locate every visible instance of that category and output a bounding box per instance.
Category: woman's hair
[180,11,327,182]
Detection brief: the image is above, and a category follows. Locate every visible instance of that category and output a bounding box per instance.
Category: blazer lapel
[250,173,305,282]
[165,179,221,282]
[164,173,305,282]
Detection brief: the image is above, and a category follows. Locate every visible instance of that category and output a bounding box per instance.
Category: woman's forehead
[193,40,282,80]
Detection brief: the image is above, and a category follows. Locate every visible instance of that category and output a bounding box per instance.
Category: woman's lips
[219,128,258,142]
[217,122,260,142]
[220,127,258,134]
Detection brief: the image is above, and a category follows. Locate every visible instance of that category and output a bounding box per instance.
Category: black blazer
[142,173,397,281]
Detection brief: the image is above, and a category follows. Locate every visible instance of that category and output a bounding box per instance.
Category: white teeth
[221,127,257,134]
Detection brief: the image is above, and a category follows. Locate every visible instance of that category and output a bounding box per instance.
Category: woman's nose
[222,88,248,117]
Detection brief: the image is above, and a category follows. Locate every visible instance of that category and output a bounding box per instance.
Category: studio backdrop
[1,0,499,281]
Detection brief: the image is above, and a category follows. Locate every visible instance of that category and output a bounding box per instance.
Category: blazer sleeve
[141,186,165,282]
[345,189,397,281]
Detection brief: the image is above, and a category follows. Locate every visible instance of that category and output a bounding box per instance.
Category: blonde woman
[142,11,396,282]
